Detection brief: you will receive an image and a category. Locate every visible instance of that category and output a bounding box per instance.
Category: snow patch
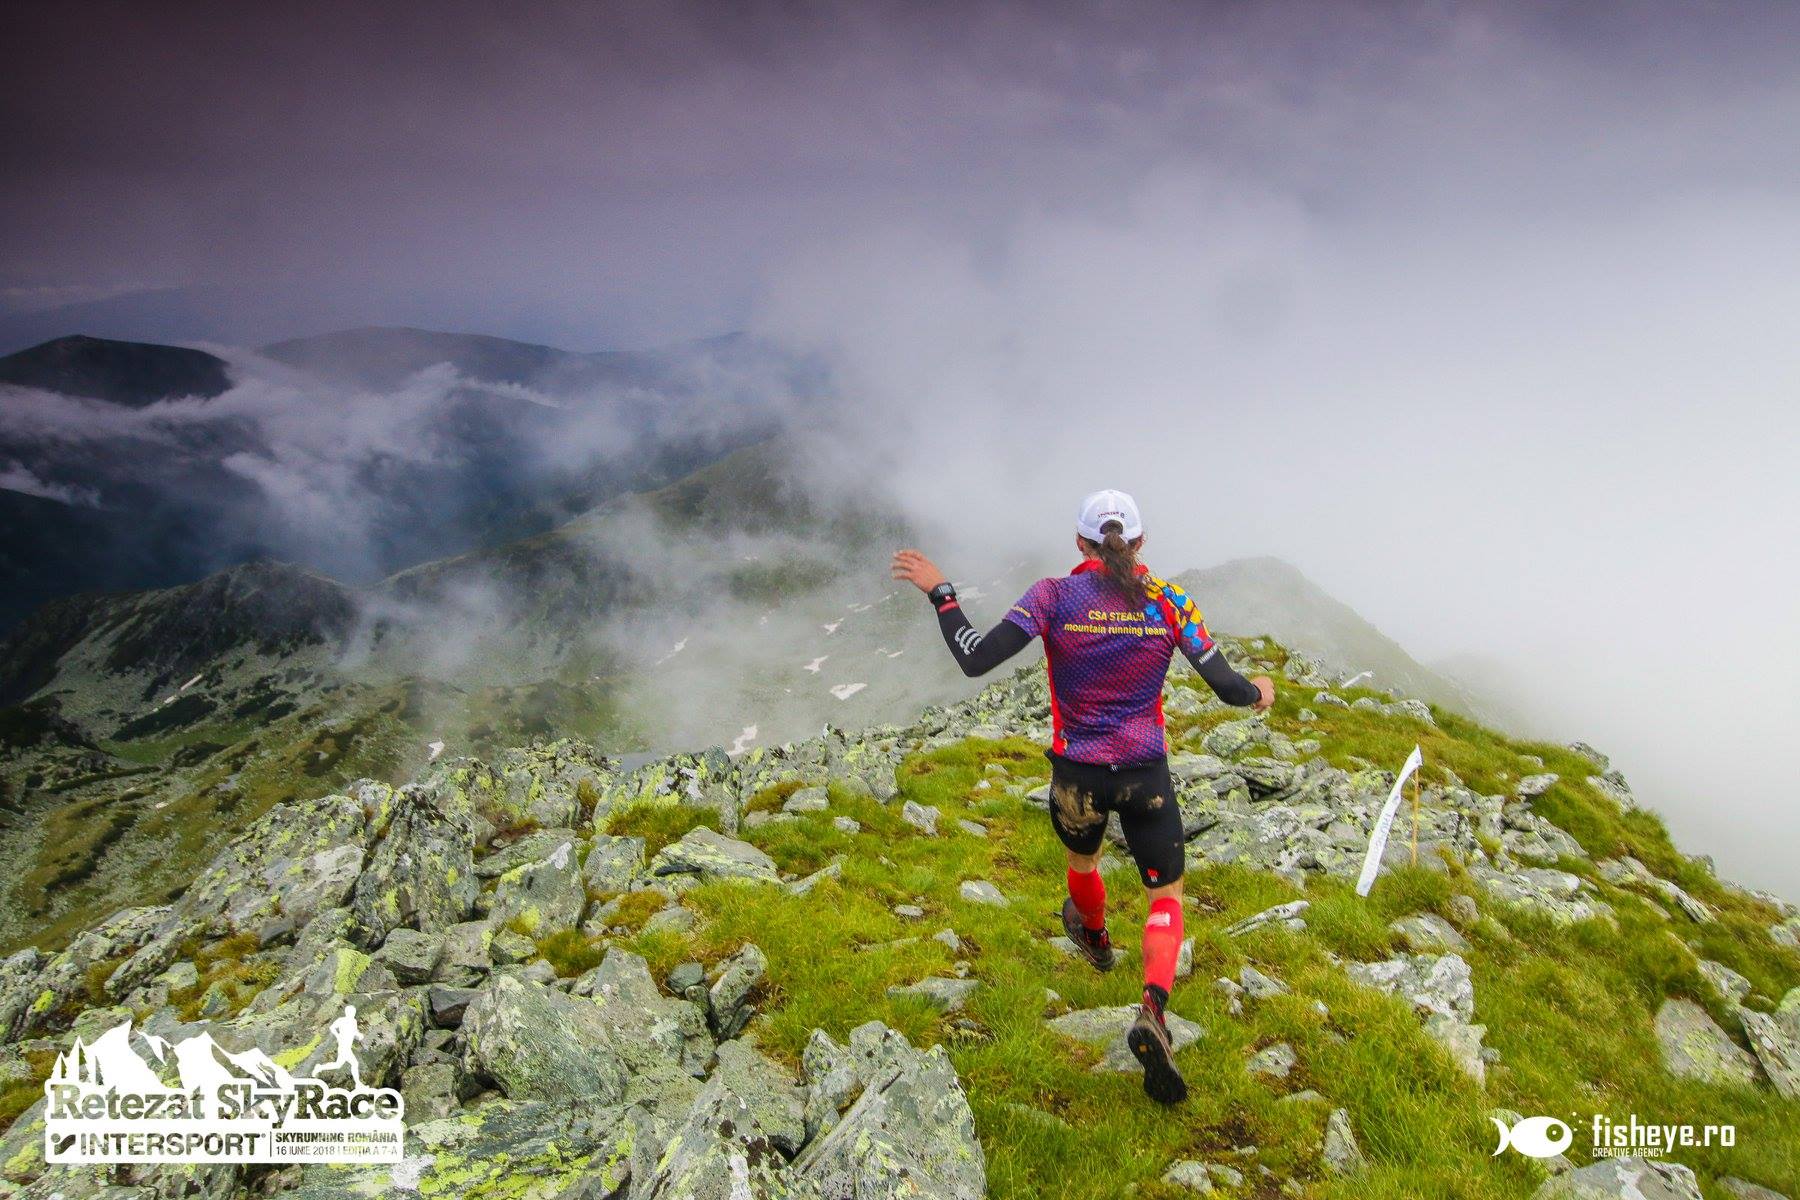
[727,725,758,756]
[426,740,445,761]
[803,656,828,673]
[829,682,867,701]
[822,620,842,635]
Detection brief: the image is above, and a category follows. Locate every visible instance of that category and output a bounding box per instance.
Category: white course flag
[1355,744,1425,897]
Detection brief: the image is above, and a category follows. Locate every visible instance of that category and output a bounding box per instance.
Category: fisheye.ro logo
[1491,1115,1573,1159]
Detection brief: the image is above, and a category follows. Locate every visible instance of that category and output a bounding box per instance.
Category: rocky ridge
[0,640,1796,1199]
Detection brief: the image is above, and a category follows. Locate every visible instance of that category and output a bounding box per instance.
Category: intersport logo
[44,1004,403,1165]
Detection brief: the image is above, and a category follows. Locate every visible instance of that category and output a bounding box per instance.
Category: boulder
[888,976,981,1013]
[708,943,769,1038]
[650,826,781,884]
[635,1074,798,1199]
[1203,718,1268,758]
[581,832,647,893]
[575,947,714,1081]
[901,800,941,835]
[1225,900,1309,937]
[1046,1005,1203,1073]
[1247,1042,1297,1078]
[1652,998,1759,1087]
[371,926,442,984]
[1717,1179,1792,1200]
[1390,913,1471,954]
[1530,1157,1702,1199]
[1736,1005,1800,1098]
[708,1038,809,1155]
[488,838,586,936]
[793,1022,986,1200]
[959,880,1008,907]
[1696,959,1752,1005]
[350,778,480,944]
[281,1098,637,1198]
[461,973,630,1104]
[1321,1107,1366,1174]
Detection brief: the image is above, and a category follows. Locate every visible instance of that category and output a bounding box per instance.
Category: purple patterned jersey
[1003,560,1219,766]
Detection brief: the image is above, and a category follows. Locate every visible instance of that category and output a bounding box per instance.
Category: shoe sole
[1128,1016,1189,1106]
[1060,900,1115,972]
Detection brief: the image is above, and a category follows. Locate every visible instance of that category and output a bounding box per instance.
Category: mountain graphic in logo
[51,1021,299,1095]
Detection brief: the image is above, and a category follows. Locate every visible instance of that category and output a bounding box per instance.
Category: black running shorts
[1045,751,1185,888]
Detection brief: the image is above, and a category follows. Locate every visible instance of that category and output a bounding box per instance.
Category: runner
[892,489,1275,1104]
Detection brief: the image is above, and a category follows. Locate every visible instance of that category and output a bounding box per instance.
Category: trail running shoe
[1128,993,1189,1106]
[1060,898,1115,971]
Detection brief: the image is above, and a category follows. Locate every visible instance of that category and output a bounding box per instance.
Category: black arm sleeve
[1184,644,1262,707]
[934,603,1033,678]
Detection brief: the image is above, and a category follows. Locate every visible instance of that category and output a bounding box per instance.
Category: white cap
[1076,489,1143,542]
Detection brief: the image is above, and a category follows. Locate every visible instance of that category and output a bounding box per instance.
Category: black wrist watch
[927,582,957,608]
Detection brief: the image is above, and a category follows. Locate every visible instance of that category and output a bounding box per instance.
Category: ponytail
[1084,519,1147,606]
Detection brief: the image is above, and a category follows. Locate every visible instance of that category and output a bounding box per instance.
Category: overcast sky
[4,0,1799,889]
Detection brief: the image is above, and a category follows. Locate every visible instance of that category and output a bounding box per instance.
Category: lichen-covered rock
[901,800,940,835]
[1348,953,1474,1023]
[1471,865,1613,926]
[371,926,442,985]
[1653,998,1759,1087]
[649,826,780,884]
[887,976,981,1013]
[1046,1005,1203,1073]
[1347,953,1486,1081]
[350,778,480,945]
[793,1021,986,1200]
[707,943,769,1039]
[5,905,166,1038]
[473,826,577,879]
[575,947,714,1082]
[1736,1005,1800,1098]
[1697,959,1753,1005]
[582,833,647,893]
[1389,913,1470,954]
[1717,1178,1792,1200]
[1225,900,1309,937]
[710,1038,808,1155]
[1247,1041,1297,1078]
[491,739,613,830]
[1203,717,1268,758]
[279,1098,638,1198]
[487,838,585,936]
[1530,1157,1702,1199]
[636,1075,800,1199]
[1321,1107,1366,1174]
[461,973,630,1104]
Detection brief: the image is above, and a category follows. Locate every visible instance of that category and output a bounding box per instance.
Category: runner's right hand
[1250,675,1276,713]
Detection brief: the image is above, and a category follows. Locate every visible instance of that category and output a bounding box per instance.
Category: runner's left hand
[891,548,948,593]
[1250,675,1276,713]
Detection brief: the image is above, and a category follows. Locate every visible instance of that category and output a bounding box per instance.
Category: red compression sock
[1142,896,1184,995]
[1066,867,1107,931]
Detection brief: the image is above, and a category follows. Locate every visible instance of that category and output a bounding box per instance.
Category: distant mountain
[1172,556,1495,722]
[0,326,797,632]
[0,335,231,405]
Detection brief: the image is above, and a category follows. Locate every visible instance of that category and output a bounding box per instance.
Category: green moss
[604,802,715,856]
[534,928,607,977]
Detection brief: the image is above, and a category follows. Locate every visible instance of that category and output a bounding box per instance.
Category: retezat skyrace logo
[44,1004,403,1164]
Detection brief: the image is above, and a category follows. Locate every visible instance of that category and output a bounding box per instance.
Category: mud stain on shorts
[1051,779,1104,832]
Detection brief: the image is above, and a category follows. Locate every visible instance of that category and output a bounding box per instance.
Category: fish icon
[1492,1114,1572,1158]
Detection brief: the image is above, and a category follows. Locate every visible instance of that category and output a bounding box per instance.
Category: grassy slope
[592,651,1798,1199]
